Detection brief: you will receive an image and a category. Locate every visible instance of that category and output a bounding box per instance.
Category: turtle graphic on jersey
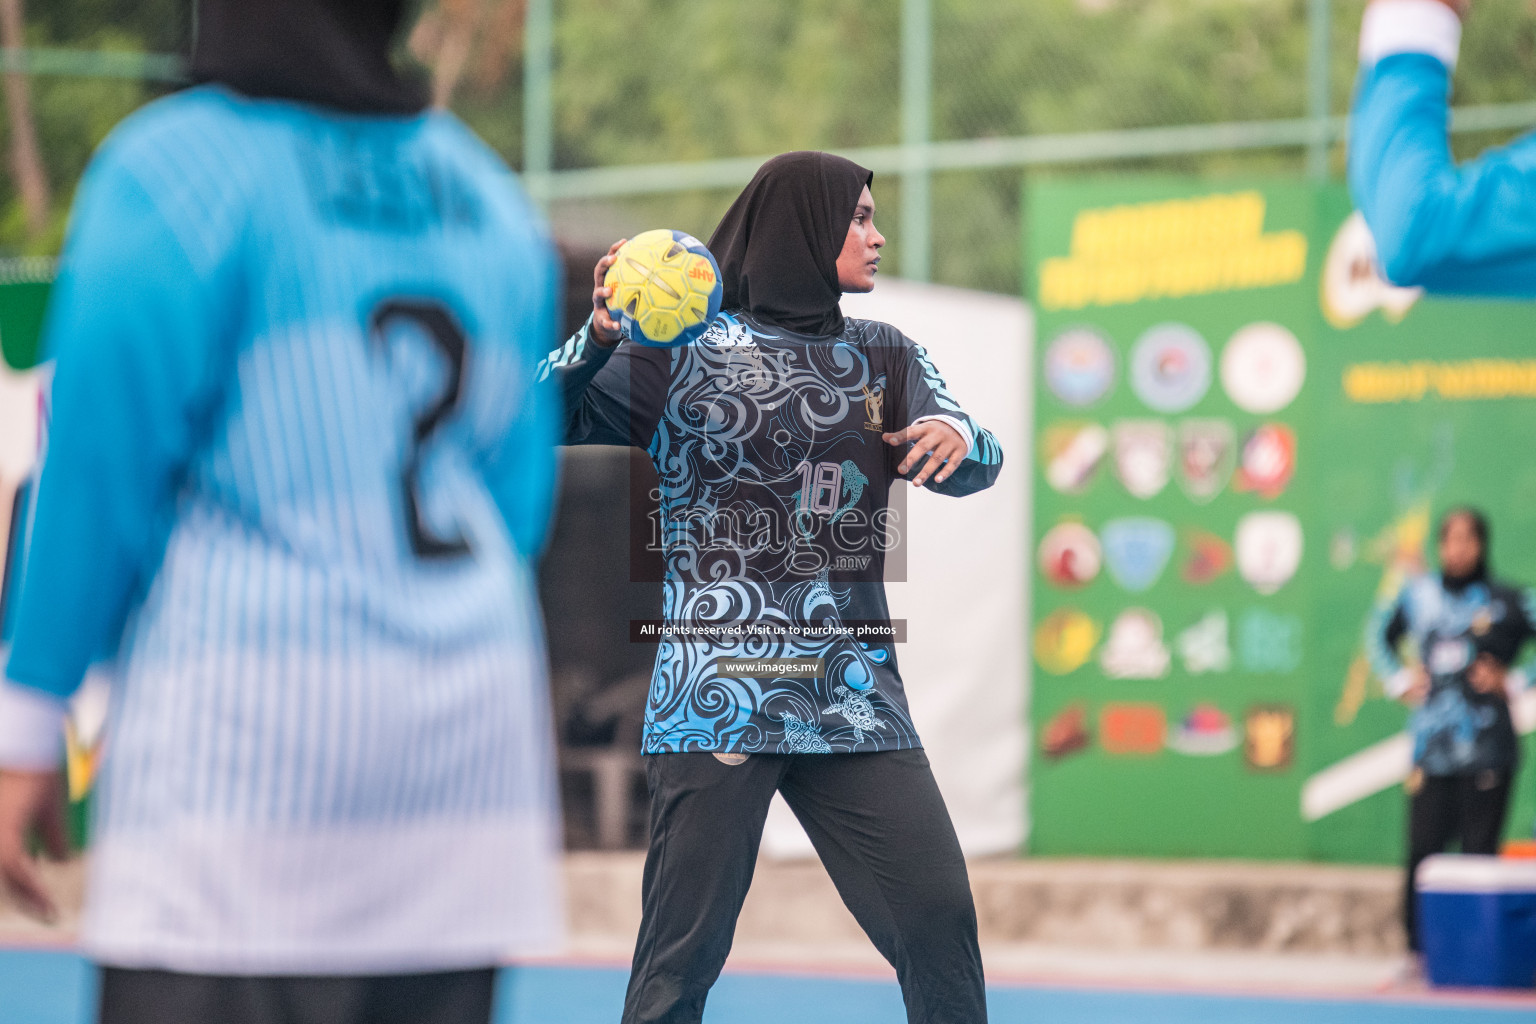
[823,685,888,742]
[779,710,834,753]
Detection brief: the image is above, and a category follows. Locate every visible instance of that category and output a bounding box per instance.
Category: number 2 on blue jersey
[367,299,473,560]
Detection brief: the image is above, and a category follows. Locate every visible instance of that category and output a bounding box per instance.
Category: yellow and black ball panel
[603,229,724,347]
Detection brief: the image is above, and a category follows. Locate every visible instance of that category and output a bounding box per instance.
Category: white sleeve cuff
[1382,667,1416,699]
[1360,0,1462,70]
[911,414,975,459]
[0,677,66,770]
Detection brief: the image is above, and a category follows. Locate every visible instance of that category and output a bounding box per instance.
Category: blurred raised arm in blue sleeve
[1349,0,1536,296]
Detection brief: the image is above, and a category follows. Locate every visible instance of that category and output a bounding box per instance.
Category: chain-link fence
[9,1,1536,296]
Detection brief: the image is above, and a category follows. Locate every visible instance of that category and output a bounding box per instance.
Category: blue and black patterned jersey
[544,310,1003,754]
[1369,574,1536,775]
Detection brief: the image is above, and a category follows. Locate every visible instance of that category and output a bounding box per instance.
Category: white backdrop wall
[762,280,1033,859]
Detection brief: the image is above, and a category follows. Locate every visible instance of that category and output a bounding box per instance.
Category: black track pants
[1403,768,1513,951]
[621,749,987,1024]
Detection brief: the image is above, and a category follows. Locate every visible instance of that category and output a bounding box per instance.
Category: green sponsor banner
[1306,189,1536,863]
[0,259,53,372]
[1026,179,1536,863]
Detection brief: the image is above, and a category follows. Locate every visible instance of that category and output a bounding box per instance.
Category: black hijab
[707,151,873,337]
[191,0,428,115]
[1439,506,1490,594]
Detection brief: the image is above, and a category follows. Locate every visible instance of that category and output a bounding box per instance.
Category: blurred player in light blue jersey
[1350,0,1536,294]
[0,2,564,1021]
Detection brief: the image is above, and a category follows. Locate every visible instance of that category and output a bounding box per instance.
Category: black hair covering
[190,0,428,115]
[1438,506,1490,592]
[707,151,874,337]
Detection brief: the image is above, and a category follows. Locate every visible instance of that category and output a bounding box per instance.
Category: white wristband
[0,677,66,770]
[1383,667,1417,700]
[1360,0,1463,70]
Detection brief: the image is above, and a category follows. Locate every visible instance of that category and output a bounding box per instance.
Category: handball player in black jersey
[544,152,1002,1024]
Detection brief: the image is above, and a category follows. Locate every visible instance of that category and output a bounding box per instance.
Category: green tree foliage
[7,0,1536,293]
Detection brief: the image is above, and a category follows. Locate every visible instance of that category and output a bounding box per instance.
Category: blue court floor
[3,950,1534,1024]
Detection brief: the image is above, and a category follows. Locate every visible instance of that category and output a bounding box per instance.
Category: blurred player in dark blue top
[1370,508,1535,951]
[544,153,1000,1024]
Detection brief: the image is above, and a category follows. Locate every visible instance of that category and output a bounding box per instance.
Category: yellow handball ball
[603,229,724,347]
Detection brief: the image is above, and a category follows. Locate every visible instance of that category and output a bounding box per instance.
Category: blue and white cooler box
[1417,855,1536,989]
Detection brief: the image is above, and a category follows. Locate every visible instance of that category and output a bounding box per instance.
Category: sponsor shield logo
[1235,511,1303,594]
[1042,421,1109,495]
[1181,529,1234,585]
[1234,423,1296,499]
[1100,703,1167,756]
[1321,211,1423,329]
[1039,521,1102,588]
[1130,323,1211,413]
[1237,609,1304,674]
[1041,702,1091,760]
[1221,323,1306,414]
[1034,608,1101,675]
[1101,517,1175,593]
[1100,608,1171,679]
[1112,420,1173,499]
[1168,704,1239,756]
[1044,327,1115,407]
[1244,705,1296,771]
[1177,610,1231,675]
[1177,419,1235,503]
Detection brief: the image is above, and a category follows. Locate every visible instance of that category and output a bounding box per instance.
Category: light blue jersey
[1350,2,1536,295]
[1,87,563,973]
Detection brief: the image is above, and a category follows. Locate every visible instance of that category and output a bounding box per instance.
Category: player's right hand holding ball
[591,239,628,348]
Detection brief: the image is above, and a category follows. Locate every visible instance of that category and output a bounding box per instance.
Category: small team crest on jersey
[1130,324,1211,413]
[1112,420,1173,499]
[1099,702,1167,756]
[1235,511,1303,594]
[1041,702,1091,760]
[862,376,887,431]
[1181,529,1234,585]
[1034,608,1101,675]
[1177,610,1231,674]
[1221,323,1306,414]
[1244,705,1295,772]
[1042,421,1109,495]
[1100,608,1171,679]
[1044,328,1115,407]
[1168,704,1238,757]
[1101,518,1175,593]
[1234,424,1295,499]
[1177,420,1235,502]
[1038,521,1102,588]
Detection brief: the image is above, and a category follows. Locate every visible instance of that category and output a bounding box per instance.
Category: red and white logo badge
[1112,420,1173,500]
[1038,521,1102,588]
[1234,423,1296,499]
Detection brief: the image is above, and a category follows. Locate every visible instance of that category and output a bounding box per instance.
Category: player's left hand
[0,768,69,923]
[884,421,967,487]
[1468,653,1509,698]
